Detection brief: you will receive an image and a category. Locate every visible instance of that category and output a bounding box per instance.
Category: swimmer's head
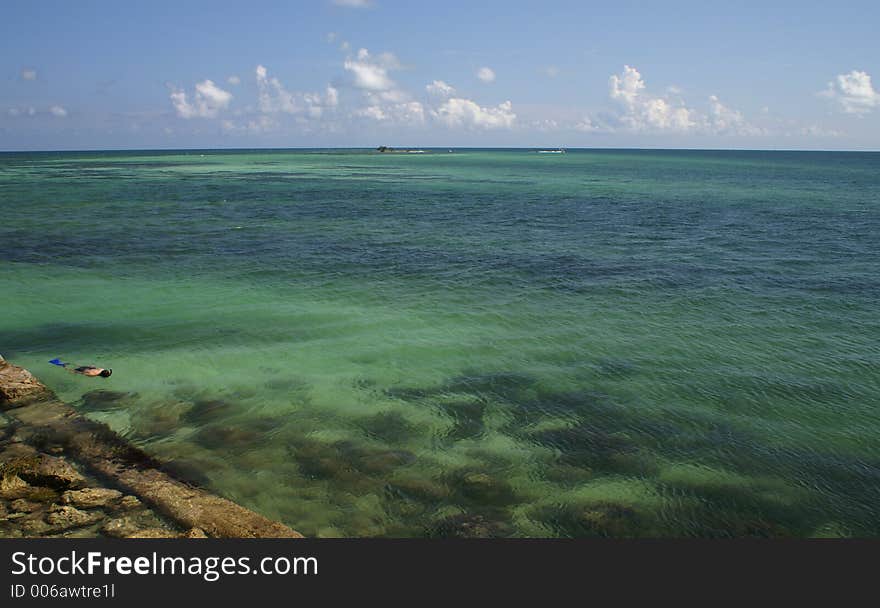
[100,369,112,378]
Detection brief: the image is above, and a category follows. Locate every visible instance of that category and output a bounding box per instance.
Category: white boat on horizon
[537,148,566,154]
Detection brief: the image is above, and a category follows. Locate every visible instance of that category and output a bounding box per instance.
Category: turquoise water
[1,148,878,537]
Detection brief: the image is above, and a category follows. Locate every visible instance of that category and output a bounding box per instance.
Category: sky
[1,0,879,150]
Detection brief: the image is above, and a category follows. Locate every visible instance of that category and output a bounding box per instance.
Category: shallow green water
[1,148,878,537]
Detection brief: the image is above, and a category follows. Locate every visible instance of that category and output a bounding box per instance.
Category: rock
[0,474,31,500]
[20,516,54,535]
[0,360,53,405]
[0,502,7,519]
[115,495,143,511]
[125,528,179,539]
[101,518,139,538]
[9,498,42,513]
[46,505,103,530]
[62,488,123,509]
[183,527,208,538]
[19,455,87,490]
[25,486,60,503]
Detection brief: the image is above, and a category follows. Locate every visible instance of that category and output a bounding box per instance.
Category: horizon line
[1,145,879,154]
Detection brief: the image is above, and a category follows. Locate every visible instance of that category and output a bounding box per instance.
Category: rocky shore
[0,355,302,538]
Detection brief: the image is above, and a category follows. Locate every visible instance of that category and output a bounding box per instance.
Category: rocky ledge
[0,355,302,538]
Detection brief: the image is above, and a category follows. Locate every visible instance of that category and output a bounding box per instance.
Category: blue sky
[2,0,879,150]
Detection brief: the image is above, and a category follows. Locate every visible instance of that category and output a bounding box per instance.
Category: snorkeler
[49,358,112,378]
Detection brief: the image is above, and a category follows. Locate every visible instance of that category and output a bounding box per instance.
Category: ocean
[1,148,878,537]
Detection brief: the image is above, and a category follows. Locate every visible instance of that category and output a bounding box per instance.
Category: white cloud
[426,80,455,97]
[170,79,232,118]
[49,105,68,117]
[798,124,841,137]
[27,107,35,116]
[542,66,560,78]
[601,65,767,136]
[332,0,371,6]
[255,64,338,120]
[356,101,425,124]
[21,69,36,81]
[477,67,496,83]
[8,108,20,117]
[707,95,764,136]
[575,117,603,132]
[822,70,880,114]
[344,48,400,91]
[433,98,515,129]
[609,65,696,132]
[227,75,241,85]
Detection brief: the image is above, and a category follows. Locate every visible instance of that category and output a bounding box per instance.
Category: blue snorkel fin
[49,358,66,367]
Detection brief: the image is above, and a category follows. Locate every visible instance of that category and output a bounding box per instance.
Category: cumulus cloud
[356,101,425,124]
[603,65,762,136]
[227,75,241,85]
[542,66,560,78]
[707,95,764,136]
[21,68,37,81]
[344,48,400,91]
[426,80,455,97]
[821,70,880,114]
[433,98,515,129]
[255,64,338,121]
[170,79,232,118]
[49,105,68,117]
[476,67,496,83]
[610,65,696,131]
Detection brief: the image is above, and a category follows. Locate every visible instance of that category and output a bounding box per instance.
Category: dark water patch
[437,401,486,441]
[192,425,265,452]
[529,423,647,476]
[287,436,416,482]
[78,390,138,411]
[425,513,512,538]
[542,462,595,487]
[127,399,192,441]
[159,459,214,488]
[387,371,536,404]
[356,411,417,443]
[180,398,236,425]
[384,477,451,504]
[719,446,880,534]
[506,389,615,427]
[445,470,520,511]
[532,501,654,538]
